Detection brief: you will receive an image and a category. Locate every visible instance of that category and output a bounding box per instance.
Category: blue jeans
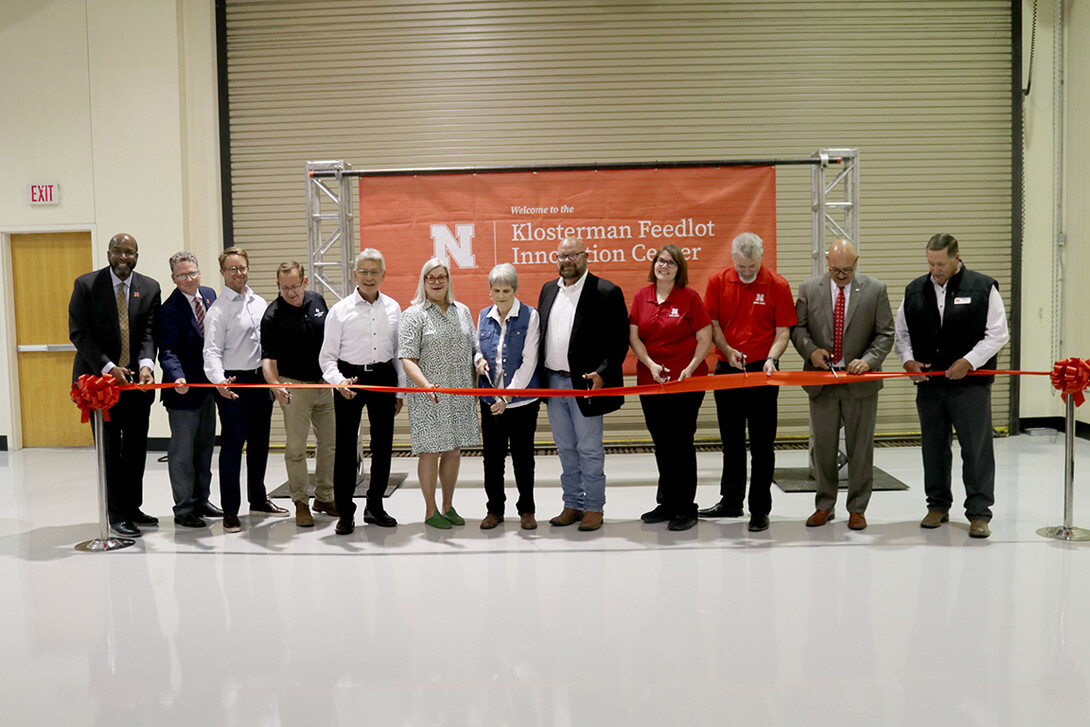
[545,370,606,512]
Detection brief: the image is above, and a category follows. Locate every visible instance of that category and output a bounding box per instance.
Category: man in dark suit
[69,232,162,537]
[538,236,628,531]
[791,239,894,531]
[158,251,223,529]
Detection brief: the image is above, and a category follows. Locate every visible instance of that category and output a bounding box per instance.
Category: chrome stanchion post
[75,409,136,552]
[1037,395,1090,541]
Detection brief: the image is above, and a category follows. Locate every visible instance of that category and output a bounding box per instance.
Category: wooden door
[13,232,94,446]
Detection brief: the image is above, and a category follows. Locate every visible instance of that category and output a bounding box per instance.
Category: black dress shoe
[668,514,698,531]
[697,500,744,518]
[640,505,670,524]
[363,508,397,527]
[196,503,224,518]
[747,514,770,532]
[110,521,141,537]
[250,500,290,517]
[174,512,207,529]
[335,517,355,535]
[131,510,159,526]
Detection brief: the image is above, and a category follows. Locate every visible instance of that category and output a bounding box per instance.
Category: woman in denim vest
[474,263,542,530]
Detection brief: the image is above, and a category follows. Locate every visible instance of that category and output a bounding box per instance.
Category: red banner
[359,166,777,320]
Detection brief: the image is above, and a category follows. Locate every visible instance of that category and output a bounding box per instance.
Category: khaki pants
[279,376,335,504]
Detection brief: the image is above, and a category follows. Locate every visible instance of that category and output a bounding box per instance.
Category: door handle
[17,344,77,352]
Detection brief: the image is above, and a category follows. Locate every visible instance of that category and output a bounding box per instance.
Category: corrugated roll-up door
[223,0,1013,448]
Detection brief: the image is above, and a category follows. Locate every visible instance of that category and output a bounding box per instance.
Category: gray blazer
[791,272,894,399]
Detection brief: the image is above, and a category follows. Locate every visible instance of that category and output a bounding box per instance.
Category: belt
[547,368,571,378]
[341,359,394,373]
[224,367,261,376]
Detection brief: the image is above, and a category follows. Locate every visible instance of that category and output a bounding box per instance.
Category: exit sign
[28,183,60,206]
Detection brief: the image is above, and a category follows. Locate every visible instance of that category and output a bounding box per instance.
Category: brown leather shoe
[295,501,314,528]
[223,514,242,533]
[578,511,603,531]
[969,519,991,538]
[920,510,949,529]
[520,513,537,530]
[250,500,290,517]
[480,512,502,530]
[806,509,834,527]
[848,512,867,530]
[549,507,585,526]
[312,499,339,517]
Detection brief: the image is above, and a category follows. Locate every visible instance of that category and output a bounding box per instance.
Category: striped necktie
[193,296,205,335]
[117,282,129,368]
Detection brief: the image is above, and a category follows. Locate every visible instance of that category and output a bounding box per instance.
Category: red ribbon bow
[1050,358,1090,407]
[70,374,120,422]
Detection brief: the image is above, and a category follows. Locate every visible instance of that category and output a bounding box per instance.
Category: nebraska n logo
[430,224,477,269]
[755,293,766,304]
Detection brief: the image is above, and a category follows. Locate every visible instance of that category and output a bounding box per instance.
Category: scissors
[740,352,748,379]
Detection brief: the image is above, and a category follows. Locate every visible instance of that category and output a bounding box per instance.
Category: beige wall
[0,1,1084,443]
[1065,0,1090,426]
[1020,0,1088,425]
[0,0,222,447]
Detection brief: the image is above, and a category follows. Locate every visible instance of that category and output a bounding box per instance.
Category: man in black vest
[894,234,1009,538]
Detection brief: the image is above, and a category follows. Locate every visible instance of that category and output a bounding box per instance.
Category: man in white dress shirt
[319,249,406,535]
[895,233,1010,538]
[203,247,289,532]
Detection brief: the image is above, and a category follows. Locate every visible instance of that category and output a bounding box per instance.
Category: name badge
[954,296,971,305]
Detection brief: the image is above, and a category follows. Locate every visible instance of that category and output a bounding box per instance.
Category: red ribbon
[70,374,120,423]
[1050,358,1090,407]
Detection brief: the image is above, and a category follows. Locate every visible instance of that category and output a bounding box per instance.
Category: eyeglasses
[355,269,383,277]
[112,249,138,259]
[424,274,449,284]
[223,266,248,274]
[655,258,678,268]
[173,271,200,280]
[280,283,305,293]
[557,252,586,261]
[828,264,857,276]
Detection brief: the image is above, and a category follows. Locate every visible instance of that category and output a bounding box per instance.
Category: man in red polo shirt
[699,232,796,532]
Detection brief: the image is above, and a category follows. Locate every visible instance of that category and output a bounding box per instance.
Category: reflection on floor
[1,435,1088,726]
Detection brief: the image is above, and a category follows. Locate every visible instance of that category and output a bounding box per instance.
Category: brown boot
[578,511,604,531]
[295,501,314,528]
[549,507,584,526]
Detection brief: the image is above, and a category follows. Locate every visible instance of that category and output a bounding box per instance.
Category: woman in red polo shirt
[628,243,713,531]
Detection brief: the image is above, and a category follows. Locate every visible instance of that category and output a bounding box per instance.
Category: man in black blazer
[69,232,162,537]
[158,252,222,529]
[538,236,628,531]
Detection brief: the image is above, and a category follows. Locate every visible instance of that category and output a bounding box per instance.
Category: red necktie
[833,285,845,364]
[193,296,205,335]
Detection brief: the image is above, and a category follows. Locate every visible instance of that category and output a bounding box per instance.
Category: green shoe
[443,507,465,526]
[424,512,452,529]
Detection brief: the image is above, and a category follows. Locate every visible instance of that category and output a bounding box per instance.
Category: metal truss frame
[307,151,858,301]
[305,160,354,301]
[810,148,860,276]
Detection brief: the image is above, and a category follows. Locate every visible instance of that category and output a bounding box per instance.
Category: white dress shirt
[319,289,407,393]
[544,270,588,371]
[894,275,1010,370]
[105,268,154,375]
[203,285,267,383]
[474,299,541,408]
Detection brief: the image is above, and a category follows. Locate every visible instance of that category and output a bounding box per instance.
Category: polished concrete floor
[1,433,1089,726]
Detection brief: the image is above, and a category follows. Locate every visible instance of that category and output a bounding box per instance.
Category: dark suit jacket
[158,286,217,410]
[790,272,894,399]
[538,272,628,417]
[69,267,161,382]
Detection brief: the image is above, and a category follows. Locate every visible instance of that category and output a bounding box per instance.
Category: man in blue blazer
[69,233,162,537]
[158,251,222,528]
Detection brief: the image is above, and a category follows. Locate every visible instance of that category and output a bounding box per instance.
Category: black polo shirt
[260,290,329,382]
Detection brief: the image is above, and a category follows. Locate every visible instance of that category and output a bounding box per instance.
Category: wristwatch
[766,357,780,369]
